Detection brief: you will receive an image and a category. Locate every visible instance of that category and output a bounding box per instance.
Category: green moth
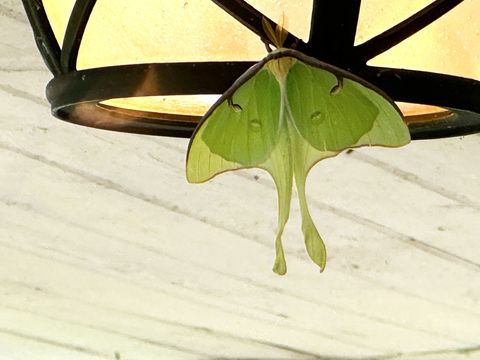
[186,26,410,275]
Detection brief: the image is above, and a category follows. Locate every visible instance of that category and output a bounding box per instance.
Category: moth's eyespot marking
[330,76,343,96]
[228,97,242,112]
[310,111,324,125]
[249,119,262,131]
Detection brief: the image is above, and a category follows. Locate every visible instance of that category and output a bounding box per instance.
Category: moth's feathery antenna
[261,13,289,50]
[276,13,289,48]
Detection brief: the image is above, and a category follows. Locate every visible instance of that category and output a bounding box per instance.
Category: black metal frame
[22,0,480,139]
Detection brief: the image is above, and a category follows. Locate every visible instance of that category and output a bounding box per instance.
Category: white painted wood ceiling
[0,2,479,359]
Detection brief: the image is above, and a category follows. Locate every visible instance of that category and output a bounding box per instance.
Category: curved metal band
[46,62,480,139]
[46,62,253,137]
[23,0,480,139]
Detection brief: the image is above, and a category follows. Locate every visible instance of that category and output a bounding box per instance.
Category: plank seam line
[0,83,48,107]
[350,150,480,212]
[0,328,106,357]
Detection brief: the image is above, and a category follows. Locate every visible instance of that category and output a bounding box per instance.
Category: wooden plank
[0,220,373,358]
[0,127,478,354]
[1,3,479,357]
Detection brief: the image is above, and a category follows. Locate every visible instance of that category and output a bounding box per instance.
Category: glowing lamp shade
[23,0,480,139]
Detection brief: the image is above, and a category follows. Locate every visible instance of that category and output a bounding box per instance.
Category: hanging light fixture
[22,0,479,139]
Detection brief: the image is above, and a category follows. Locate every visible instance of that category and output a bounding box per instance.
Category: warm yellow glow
[244,0,312,40]
[43,0,479,76]
[100,96,450,126]
[43,1,312,70]
[357,0,480,79]
[42,0,75,45]
[102,95,220,117]
[397,102,453,124]
[355,0,433,44]
[43,0,478,118]
[44,0,479,77]
[397,102,446,116]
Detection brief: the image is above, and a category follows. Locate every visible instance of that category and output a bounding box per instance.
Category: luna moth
[186,20,410,275]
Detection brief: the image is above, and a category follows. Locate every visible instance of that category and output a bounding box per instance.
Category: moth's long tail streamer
[264,132,293,275]
[286,96,328,272]
[294,173,327,272]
